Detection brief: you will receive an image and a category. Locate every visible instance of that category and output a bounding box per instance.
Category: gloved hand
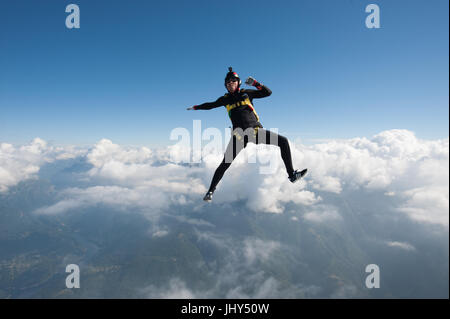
[245,76,258,86]
[187,106,197,110]
[245,76,263,89]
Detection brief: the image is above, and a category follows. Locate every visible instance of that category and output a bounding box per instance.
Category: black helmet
[224,67,241,88]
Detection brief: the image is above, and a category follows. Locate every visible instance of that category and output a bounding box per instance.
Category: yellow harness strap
[226,98,260,122]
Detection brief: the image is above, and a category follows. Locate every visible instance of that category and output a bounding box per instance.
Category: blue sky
[0,0,448,147]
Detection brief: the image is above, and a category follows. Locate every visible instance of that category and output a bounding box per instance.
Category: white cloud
[303,205,342,223]
[397,186,449,226]
[87,138,152,168]
[140,232,322,299]
[0,138,86,193]
[291,130,448,226]
[152,230,169,238]
[386,241,416,251]
[243,238,280,265]
[330,284,358,299]
[34,198,81,215]
[4,129,447,226]
[33,185,176,217]
[141,278,197,299]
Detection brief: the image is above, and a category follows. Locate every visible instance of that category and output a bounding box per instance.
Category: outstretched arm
[244,76,272,99]
[187,96,226,111]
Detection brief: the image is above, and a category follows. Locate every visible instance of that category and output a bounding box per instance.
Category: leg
[256,128,295,178]
[207,133,247,193]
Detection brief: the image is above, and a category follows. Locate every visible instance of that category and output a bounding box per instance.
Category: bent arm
[246,83,272,99]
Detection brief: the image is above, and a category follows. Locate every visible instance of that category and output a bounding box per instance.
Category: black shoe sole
[203,193,213,202]
[290,169,308,183]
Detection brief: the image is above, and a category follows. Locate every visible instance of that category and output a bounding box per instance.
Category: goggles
[226,78,238,84]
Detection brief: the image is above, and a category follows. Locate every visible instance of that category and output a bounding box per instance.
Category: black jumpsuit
[194,84,295,193]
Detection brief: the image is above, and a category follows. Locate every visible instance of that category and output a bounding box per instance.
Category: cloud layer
[1,129,448,226]
[1,129,448,298]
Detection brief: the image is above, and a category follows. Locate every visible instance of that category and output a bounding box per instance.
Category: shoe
[203,191,214,202]
[289,169,308,183]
